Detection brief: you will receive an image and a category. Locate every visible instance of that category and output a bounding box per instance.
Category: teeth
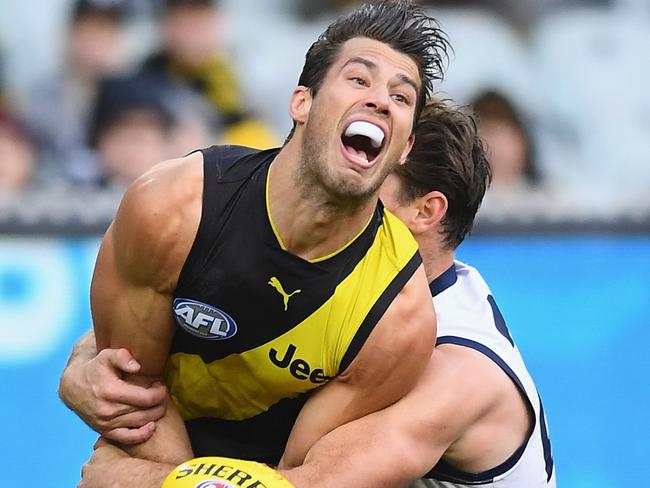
[344,121,384,149]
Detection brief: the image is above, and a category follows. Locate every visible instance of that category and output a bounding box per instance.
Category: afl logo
[195,480,235,488]
[173,299,237,340]
[195,481,234,488]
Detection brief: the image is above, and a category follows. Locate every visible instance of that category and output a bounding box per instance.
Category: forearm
[104,457,175,488]
[80,450,176,488]
[280,414,421,488]
[282,364,452,487]
[120,394,193,465]
[114,459,174,488]
[279,380,348,468]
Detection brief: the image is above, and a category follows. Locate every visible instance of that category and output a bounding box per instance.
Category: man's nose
[364,87,391,117]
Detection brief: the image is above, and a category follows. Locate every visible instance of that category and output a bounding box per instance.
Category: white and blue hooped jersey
[415,260,556,488]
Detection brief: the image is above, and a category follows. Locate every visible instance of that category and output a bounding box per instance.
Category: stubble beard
[294,115,395,215]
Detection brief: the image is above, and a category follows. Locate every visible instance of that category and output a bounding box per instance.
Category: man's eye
[351,77,367,86]
[393,94,408,104]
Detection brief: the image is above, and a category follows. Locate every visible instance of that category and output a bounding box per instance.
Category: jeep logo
[173,299,237,340]
[269,343,330,384]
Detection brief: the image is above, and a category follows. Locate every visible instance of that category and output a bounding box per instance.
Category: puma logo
[268,277,301,311]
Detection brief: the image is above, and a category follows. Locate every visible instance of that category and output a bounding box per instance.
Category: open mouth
[340,121,385,167]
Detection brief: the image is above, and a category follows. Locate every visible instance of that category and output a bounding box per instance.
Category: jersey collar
[428,263,457,297]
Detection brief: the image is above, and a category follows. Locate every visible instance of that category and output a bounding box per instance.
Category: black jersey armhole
[338,250,422,373]
[175,145,256,291]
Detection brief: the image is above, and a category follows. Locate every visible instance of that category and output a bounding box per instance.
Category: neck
[417,233,455,284]
[267,142,377,261]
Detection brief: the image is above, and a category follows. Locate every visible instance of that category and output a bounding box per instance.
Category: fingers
[91,350,166,408]
[110,380,167,409]
[81,347,167,440]
[90,380,167,434]
[104,421,157,445]
[80,439,129,487]
[105,403,166,431]
[97,348,141,374]
[91,373,166,412]
[94,399,166,433]
[93,394,137,422]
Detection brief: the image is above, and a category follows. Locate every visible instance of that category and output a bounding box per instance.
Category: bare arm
[79,440,175,488]
[281,344,525,487]
[280,264,436,468]
[88,155,203,464]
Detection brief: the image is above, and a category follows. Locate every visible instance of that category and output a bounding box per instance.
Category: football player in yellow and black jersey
[62,1,451,486]
[75,100,556,488]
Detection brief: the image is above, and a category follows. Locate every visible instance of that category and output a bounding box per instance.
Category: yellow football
[162,456,295,488]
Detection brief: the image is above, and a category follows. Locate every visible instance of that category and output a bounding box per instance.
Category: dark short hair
[470,89,540,185]
[288,0,449,139]
[71,0,128,23]
[88,75,175,147]
[394,99,492,250]
[161,0,217,13]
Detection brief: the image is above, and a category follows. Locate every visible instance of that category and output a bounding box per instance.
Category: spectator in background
[140,0,277,148]
[163,85,216,158]
[88,73,216,185]
[0,111,37,193]
[470,89,547,215]
[0,60,7,113]
[419,0,614,31]
[294,0,361,20]
[471,89,540,188]
[88,75,174,186]
[24,0,129,185]
[1,52,37,193]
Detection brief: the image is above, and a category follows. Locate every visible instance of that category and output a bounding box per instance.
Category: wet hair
[395,99,492,250]
[287,0,449,140]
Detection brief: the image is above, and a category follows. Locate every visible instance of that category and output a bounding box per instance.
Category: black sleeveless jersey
[165,145,421,464]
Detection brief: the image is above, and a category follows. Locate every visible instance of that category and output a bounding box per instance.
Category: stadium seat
[227,3,322,135]
[426,7,540,115]
[531,7,650,208]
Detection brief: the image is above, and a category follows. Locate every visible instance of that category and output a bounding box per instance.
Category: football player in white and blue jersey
[282,99,556,487]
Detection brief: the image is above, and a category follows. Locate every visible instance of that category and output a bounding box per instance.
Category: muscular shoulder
[365,263,434,360]
[117,152,203,227]
[110,152,204,291]
[403,344,520,441]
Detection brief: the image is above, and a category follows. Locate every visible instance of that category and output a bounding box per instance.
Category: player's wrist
[58,360,82,409]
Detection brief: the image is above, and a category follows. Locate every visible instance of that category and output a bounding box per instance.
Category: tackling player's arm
[282,343,525,487]
[280,264,436,468]
[79,439,176,488]
[90,153,203,464]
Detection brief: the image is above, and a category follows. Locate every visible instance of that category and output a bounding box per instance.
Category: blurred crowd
[1,0,277,195]
[0,0,649,222]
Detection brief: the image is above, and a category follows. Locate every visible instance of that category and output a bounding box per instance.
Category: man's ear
[289,86,312,126]
[398,134,416,165]
[411,190,448,235]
